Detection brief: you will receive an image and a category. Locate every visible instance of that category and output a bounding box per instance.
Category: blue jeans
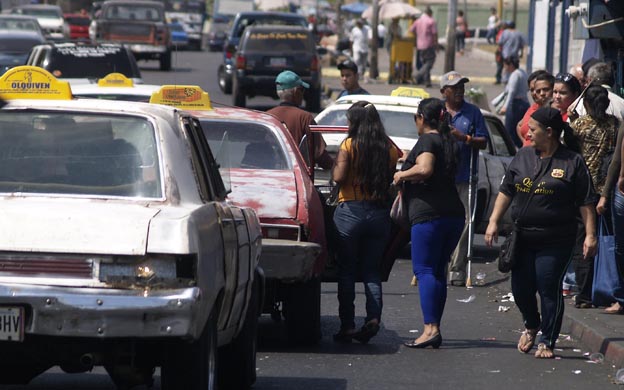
[512,241,574,349]
[333,201,391,330]
[611,190,624,304]
[411,217,464,324]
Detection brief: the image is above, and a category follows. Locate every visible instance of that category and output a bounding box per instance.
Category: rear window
[317,108,419,139]
[0,18,41,31]
[104,5,163,21]
[0,112,162,198]
[243,30,313,52]
[0,37,42,52]
[47,46,139,79]
[233,16,307,38]
[16,8,62,18]
[200,120,289,170]
[65,16,91,25]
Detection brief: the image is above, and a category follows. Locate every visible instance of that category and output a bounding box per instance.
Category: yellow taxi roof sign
[0,65,72,100]
[390,87,430,99]
[149,85,212,110]
[98,73,134,87]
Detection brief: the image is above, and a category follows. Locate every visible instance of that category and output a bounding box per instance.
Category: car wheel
[161,310,218,390]
[283,277,321,346]
[218,65,232,94]
[306,87,322,113]
[218,273,261,389]
[232,78,246,107]
[160,50,172,71]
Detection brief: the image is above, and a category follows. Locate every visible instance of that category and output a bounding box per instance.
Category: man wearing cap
[337,60,370,99]
[440,71,490,286]
[268,70,333,169]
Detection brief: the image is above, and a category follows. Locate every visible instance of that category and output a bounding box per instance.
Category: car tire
[160,50,172,71]
[218,273,261,389]
[306,87,322,113]
[161,310,218,390]
[232,78,246,107]
[218,65,232,94]
[283,277,321,346]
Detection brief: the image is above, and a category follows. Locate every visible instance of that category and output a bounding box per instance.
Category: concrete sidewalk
[321,45,624,370]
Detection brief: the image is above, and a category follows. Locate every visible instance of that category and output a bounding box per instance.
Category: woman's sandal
[517,329,538,353]
[535,343,555,359]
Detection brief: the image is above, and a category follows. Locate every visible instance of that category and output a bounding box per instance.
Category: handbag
[592,217,620,307]
[497,159,551,273]
[490,91,508,115]
[390,190,410,230]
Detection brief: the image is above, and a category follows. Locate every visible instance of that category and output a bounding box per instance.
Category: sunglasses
[555,72,575,83]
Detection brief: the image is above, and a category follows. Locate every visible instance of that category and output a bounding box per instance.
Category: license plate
[269,57,287,67]
[0,307,24,342]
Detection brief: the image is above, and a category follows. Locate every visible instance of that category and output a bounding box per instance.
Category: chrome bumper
[0,283,202,339]
[260,238,321,282]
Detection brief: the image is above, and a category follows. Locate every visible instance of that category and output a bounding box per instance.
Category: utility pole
[445,0,457,72]
[369,0,380,79]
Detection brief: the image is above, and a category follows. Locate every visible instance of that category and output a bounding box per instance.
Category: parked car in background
[217,11,307,95]
[230,25,322,111]
[0,68,263,389]
[0,30,45,75]
[168,21,189,49]
[63,13,90,40]
[10,4,69,41]
[26,42,142,85]
[0,15,45,38]
[206,13,231,52]
[315,93,517,232]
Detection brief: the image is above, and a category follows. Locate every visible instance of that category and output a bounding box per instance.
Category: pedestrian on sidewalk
[516,70,554,147]
[494,24,506,85]
[439,71,489,287]
[409,6,438,88]
[498,56,529,147]
[336,60,370,98]
[455,10,468,56]
[486,7,498,44]
[394,98,464,349]
[331,101,399,344]
[349,19,370,81]
[485,107,597,359]
[551,72,582,122]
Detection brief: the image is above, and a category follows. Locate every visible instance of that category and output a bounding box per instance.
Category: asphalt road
[2,52,619,389]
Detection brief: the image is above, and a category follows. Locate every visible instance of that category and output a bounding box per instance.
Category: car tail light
[235,54,246,69]
[261,223,301,241]
[311,55,319,72]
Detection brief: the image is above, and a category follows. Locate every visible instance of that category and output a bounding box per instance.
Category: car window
[243,30,313,51]
[105,5,162,21]
[0,37,42,52]
[0,18,41,31]
[199,120,289,170]
[65,16,91,26]
[317,108,419,139]
[234,16,307,38]
[47,46,140,79]
[0,112,162,198]
[485,117,514,156]
[17,8,62,18]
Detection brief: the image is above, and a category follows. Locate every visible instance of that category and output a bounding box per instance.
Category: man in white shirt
[570,62,624,123]
[350,19,370,80]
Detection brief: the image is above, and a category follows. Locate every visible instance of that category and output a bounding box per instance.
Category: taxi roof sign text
[0,66,72,100]
[150,85,213,110]
[390,87,430,99]
[98,73,134,87]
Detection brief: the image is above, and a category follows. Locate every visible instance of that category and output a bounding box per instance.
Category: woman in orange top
[332,101,399,344]
[517,71,554,146]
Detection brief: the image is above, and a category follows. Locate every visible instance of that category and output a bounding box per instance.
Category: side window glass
[182,117,213,201]
[485,118,513,157]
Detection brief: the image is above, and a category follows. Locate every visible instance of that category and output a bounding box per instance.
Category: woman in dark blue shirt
[393,98,465,349]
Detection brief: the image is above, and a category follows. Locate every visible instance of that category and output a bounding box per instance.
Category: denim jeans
[512,240,575,349]
[333,201,391,330]
[611,190,624,304]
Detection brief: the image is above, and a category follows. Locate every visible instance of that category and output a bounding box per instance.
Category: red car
[63,13,90,40]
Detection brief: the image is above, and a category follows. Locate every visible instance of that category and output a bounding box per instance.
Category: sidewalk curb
[564,308,624,368]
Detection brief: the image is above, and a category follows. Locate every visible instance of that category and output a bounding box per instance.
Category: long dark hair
[345,101,393,202]
[584,84,610,122]
[417,98,458,177]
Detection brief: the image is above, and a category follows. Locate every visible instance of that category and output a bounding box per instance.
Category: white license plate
[270,57,287,67]
[0,307,24,342]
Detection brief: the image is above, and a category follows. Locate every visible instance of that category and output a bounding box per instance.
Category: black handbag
[497,158,551,273]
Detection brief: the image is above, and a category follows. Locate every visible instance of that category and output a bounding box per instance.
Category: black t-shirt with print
[500,146,597,229]
[401,133,465,225]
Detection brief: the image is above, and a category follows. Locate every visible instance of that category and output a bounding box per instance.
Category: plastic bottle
[475,272,486,285]
[615,368,624,383]
[589,352,604,363]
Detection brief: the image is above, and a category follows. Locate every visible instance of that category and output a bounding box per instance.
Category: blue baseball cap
[275,70,310,91]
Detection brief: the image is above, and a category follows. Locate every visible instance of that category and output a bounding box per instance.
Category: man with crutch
[439,71,489,287]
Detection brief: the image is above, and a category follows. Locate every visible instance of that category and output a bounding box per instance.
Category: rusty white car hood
[0,198,159,255]
[227,169,297,219]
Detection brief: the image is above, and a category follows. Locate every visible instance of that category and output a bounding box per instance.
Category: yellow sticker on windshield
[149,85,213,110]
[0,66,72,100]
[390,87,430,99]
[98,73,134,87]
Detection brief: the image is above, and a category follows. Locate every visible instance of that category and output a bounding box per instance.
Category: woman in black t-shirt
[393,98,465,349]
[485,107,597,359]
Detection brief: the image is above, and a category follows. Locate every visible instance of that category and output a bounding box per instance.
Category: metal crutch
[465,126,478,288]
